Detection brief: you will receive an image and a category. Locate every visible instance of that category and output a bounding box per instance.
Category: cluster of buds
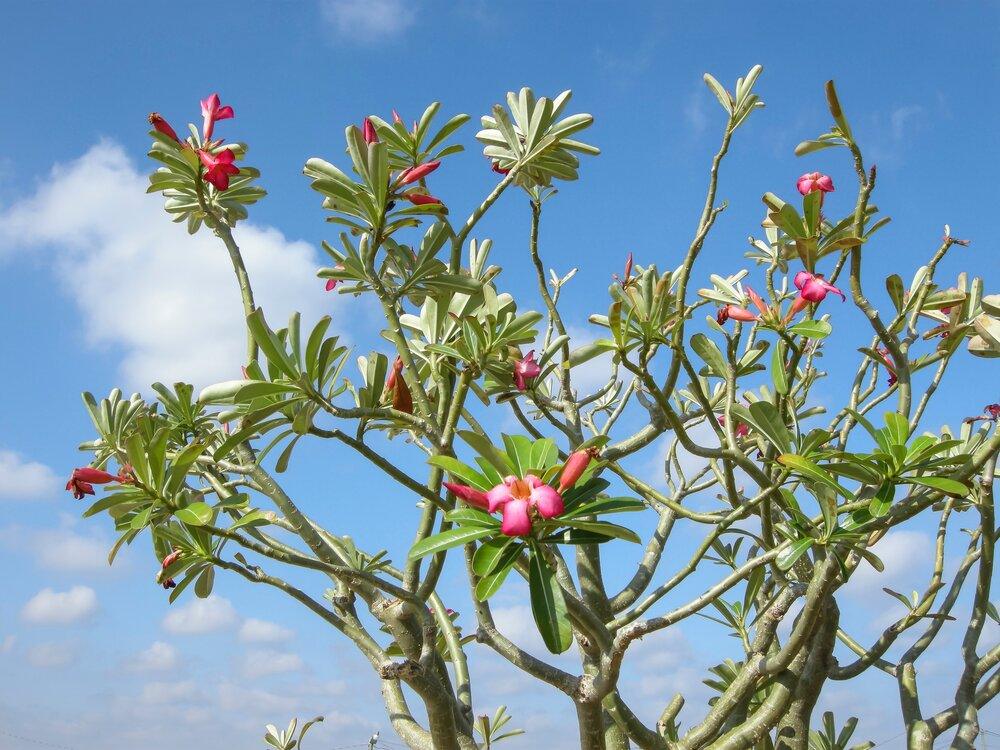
[445,449,597,537]
[65,466,130,500]
[717,273,844,328]
[362,112,445,207]
[148,93,240,191]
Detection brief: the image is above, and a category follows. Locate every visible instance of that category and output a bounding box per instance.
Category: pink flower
[787,271,844,320]
[558,448,598,493]
[513,350,541,391]
[717,305,758,325]
[794,271,844,303]
[876,346,898,386]
[362,117,378,145]
[487,475,564,537]
[404,192,442,206]
[744,286,769,316]
[65,467,117,500]
[398,161,440,185]
[148,113,180,143]
[325,279,339,291]
[964,404,1000,424]
[717,414,750,438]
[796,172,835,196]
[443,482,490,510]
[198,148,240,191]
[200,93,234,141]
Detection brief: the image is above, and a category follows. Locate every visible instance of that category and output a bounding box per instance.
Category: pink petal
[815,175,834,192]
[500,499,532,536]
[487,480,515,513]
[529,483,564,519]
[793,271,812,291]
[325,279,338,291]
[215,105,234,121]
[201,94,220,117]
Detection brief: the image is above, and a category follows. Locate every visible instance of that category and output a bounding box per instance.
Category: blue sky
[1,2,998,749]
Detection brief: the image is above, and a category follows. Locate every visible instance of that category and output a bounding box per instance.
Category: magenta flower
[362,117,378,145]
[325,279,339,291]
[398,161,440,185]
[964,403,1000,424]
[796,172,835,196]
[557,448,598,493]
[443,482,490,510]
[65,467,117,500]
[148,113,180,143]
[513,350,541,391]
[876,346,898,386]
[200,93,234,141]
[717,304,759,325]
[487,475,564,537]
[787,271,844,320]
[198,148,240,191]
[717,414,750,438]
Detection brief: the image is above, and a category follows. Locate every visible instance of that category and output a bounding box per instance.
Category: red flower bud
[148,113,180,143]
[384,356,413,414]
[398,161,440,185]
[65,467,117,499]
[558,448,598,493]
[362,117,378,145]
[443,482,489,509]
[405,192,442,206]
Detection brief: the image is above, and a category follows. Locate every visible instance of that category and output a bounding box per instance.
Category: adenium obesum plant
[68,69,999,750]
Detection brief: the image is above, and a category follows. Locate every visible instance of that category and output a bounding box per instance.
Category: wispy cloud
[319,0,416,44]
[162,595,239,635]
[0,449,59,501]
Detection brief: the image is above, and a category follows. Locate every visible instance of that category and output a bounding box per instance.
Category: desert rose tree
[68,68,1000,749]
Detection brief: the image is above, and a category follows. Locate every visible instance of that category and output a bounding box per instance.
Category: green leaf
[247,309,298,379]
[776,538,814,571]
[788,320,832,340]
[691,333,728,378]
[904,476,969,498]
[771,343,788,395]
[408,526,493,560]
[778,454,852,499]
[732,401,792,454]
[558,518,640,544]
[868,481,895,518]
[175,502,213,526]
[528,546,573,653]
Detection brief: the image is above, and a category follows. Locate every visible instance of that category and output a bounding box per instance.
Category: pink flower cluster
[148,93,241,191]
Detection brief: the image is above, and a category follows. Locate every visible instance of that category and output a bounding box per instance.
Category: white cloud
[131,641,179,672]
[1,635,16,654]
[21,586,97,624]
[139,680,201,706]
[33,528,109,571]
[238,618,294,643]
[26,641,78,668]
[320,0,416,43]
[162,595,238,635]
[844,529,931,599]
[0,142,346,390]
[0,450,59,500]
[240,648,305,678]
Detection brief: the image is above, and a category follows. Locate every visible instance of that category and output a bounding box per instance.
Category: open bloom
[200,93,234,141]
[487,475,564,536]
[787,271,844,319]
[383,356,413,414]
[513,350,541,391]
[65,467,117,500]
[443,482,489,509]
[362,117,378,144]
[796,172,834,196]
[148,113,180,143]
[398,160,440,185]
[198,148,240,191]
[717,304,758,325]
[558,448,598,493]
